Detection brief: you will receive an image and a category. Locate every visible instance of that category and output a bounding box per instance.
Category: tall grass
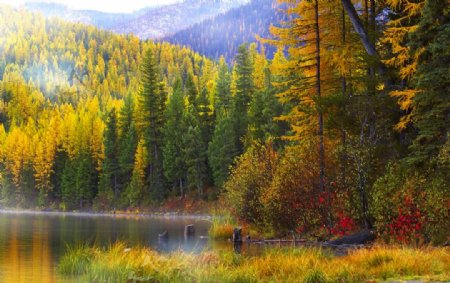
[59,243,449,282]
[208,211,236,240]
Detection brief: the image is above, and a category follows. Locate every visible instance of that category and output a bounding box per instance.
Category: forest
[0,0,448,246]
[164,0,284,62]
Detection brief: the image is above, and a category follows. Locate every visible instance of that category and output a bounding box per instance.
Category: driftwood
[327,230,375,246]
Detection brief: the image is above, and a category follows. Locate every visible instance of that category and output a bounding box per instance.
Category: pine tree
[214,57,232,115]
[163,78,187,197]
[118,94,137,191]
[75,152,97,208]
[183,106,208,196]
[208,114,236,187]
[61,158,77,209]
[139,48,167,201]
[99,108,120,204]
[231,44,254,154]
[384,0,449,166]
[248,67,285,145]
[125,139,148,206]
[185,73,198,109]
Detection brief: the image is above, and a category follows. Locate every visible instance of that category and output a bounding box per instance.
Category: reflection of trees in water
[0,217,56,282]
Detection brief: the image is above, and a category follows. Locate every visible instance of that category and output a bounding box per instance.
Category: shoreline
[0,208,214,220]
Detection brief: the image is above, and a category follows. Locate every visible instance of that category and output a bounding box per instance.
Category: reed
[208,212,236,240]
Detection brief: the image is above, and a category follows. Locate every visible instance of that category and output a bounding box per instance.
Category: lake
[0,210,213,282]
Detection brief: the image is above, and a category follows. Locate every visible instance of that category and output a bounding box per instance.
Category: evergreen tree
[231,44,254,154]
[99,108,120,203]
[118,94,138,190]
[125,139,147,206]
[183,106,208,196]
[214,57,232,114]
[248,67,285,145]
[185,73,198,108]
[208,114,236,187]
[139,49,167,201]
[406,0,449,166]
[61,159,77,209]
[163,78,187,197]
[75,152,97,208]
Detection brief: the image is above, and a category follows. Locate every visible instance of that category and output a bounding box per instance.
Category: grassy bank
[59,242,449,282]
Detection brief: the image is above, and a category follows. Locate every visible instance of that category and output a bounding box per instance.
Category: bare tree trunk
[340,0,378,57]
[179,178,184,199]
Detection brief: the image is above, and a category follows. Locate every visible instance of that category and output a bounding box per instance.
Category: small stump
[184,224,195,239]
[233,227,243,243]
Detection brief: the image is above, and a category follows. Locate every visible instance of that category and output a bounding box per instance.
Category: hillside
[163,0,286,62]
[111,0,250,39]
[24,2,147,29]
[23,0,250,39]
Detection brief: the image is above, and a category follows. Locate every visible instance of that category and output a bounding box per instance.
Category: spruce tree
[75,153,97,208]
[248,67,285,144]
[163,78,187,197]
[118,94,137,190]
[99,108,120,203]
[208,114,236,187]
[61,158,77,209]
[214,57,232,114]
[183,106,208,196]
[231,44,254,154]
[407,0,449,166]
[139,48,167,201]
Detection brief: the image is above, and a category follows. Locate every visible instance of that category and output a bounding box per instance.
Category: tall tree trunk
[340,7,347,190]
[314,0,325,193]
[340,0,378,57]
[179,178,184,199]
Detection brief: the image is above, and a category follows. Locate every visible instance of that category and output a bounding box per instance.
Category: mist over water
[0,211,212,282]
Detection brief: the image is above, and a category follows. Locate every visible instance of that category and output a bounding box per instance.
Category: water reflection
[0,217,56,282]
[0,211,212,282]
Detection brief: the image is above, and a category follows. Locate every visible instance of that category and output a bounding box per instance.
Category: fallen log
[327,230,375,246]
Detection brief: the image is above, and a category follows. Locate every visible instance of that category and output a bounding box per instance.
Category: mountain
[23,0,250,39]
[111,0,250,39]
[23,2,147,29]
[162,0,286,62]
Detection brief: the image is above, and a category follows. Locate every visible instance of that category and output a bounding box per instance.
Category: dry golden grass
[59,243,450,282]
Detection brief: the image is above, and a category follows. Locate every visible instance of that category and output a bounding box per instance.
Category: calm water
[0,210,213,282]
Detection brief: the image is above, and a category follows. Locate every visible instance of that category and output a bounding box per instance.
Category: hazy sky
[0,0,182,13]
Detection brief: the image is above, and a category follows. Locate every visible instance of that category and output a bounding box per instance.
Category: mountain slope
[24,2,146,29]
[111,0,250,39]
[163,0,285,62]
[23,0,250,39]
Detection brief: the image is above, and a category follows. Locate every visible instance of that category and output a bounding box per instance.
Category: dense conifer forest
[0,0,448,244]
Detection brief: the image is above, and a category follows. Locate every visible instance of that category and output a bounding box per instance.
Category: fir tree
[208,114,236,187]
[139,49,167,201]
[118,94,138,190]
[163,78,187,197]
[231,44,254,154]
[183,106,208,196]
[406,0,449,166]
[99,108,120,203]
